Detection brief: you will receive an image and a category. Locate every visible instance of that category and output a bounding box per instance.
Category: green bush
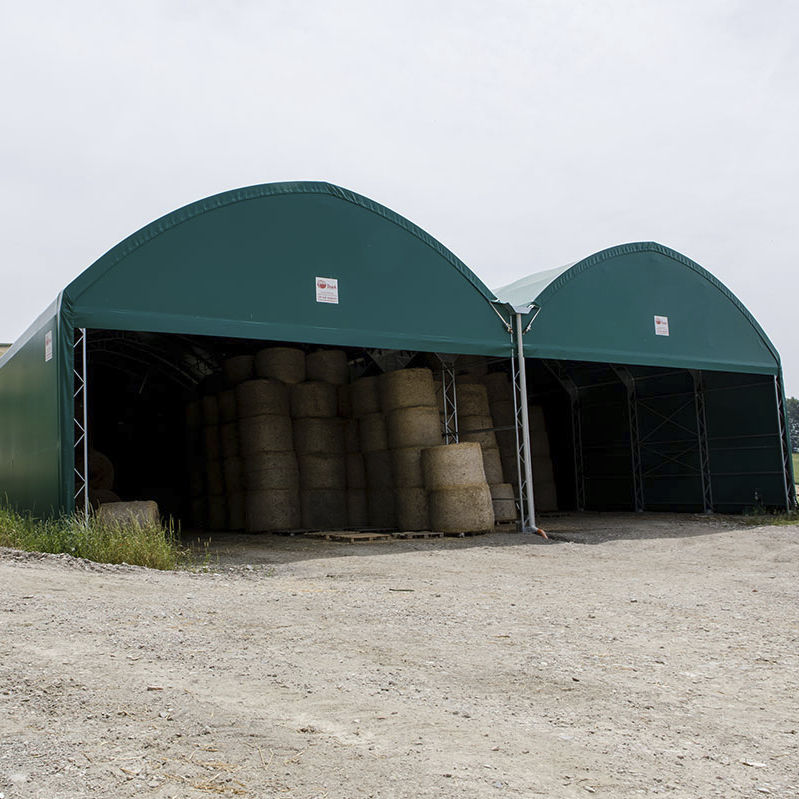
[0,505,189,570]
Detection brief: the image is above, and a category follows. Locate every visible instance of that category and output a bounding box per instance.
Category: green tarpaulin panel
[495,242,780,375]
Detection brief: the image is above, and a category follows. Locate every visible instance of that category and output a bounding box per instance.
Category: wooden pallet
[391,531,444,539]
[308,531,393,543]
[494,522,520,533]
[442,530,489,538]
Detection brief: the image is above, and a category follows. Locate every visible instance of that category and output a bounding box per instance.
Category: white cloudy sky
[2,1,797,388]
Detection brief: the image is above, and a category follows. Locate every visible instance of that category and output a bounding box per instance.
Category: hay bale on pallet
[367,488,395,528]
[347,489,369,528]
[255,347,306,384]
[290,381,338,418]
[293,417,345,454]
[395,487,429,531]
[243,452,300,490]
[238,415,294,456]
[428,485,494,534]
[97,500,160,527]
[235,379,289,418]
[300,489,348,529]
[245,489,301,532]
[223,355,254,386]
[346,452,366,489]
[306,349,349,385]
[351,376,381,417]
[379,368,437,412]
[387,406,441,449]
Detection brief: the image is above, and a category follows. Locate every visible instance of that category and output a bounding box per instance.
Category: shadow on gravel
[181,511,750,566]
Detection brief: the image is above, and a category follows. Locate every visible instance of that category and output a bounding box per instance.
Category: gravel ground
[1,513,798,798]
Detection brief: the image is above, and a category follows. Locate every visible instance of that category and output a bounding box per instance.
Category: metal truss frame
[73,328,89,522]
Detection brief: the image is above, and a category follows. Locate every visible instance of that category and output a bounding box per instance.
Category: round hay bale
[347,489,369,528]
[235,379,289,418]
[203,426,221,460]
[97,500,160,527]
[185,400,202,430]
[460,356,488,377]
[346,453,366,489]
[456,384,491,416]
[495,428,517,456]
[245,489,301,532]
[255,346,306,384]
[351,376,381,417]
[219,421,239,459]
[205,459,225,495]
[500,454,519,489]
[482,446,505,484]
[293,417,345,454]
[223,355,254,386]
[529,404,547,432]
[243,452,300,490]
[387,406,441,449]
[532,434,551,458]
[207,495,228,531]
[482,372,512,403]
[337,384,352,418]
[421,442,486,490]
[300,489,348,529]
[290,381,338,418]
[201,395,219,426]
[88,488,121,509]
[344,419,360,453]
[455,373,481,385]
[227,491,245,530]
[298,453,346,490]
[491,400,516,428]
[493,498,518,523]
[218,389,238,423]
[367,489,396,528]
[390,446,424,488]
[306,350,349,385]
[238,415,294,456]
[358,413,388,452]
[428,485,494,533]
[223,456,243,494]
[364,450,393,489]
[88,449,115,491]
[379,368,436,412]
[490,482,515,500]
[459,417,498,450]
[533,457,555,485]
[395,487,429,531]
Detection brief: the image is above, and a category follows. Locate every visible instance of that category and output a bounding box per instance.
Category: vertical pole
[774,374,794,511]
[82,329,89,522]
[692,370,713,514]
[612,365,644,512]
[515,313,536,532]
[571,396,586,511]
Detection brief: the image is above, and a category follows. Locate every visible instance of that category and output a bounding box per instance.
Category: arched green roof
[61,181,508,356]
[494,242,780,374]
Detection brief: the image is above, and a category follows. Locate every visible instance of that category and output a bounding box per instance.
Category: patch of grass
[0,505,190,570]
[741,508,799,527]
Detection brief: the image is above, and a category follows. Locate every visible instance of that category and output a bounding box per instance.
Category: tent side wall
[0,299,65,515]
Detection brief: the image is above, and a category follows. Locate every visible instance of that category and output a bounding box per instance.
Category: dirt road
[2,514,798,798]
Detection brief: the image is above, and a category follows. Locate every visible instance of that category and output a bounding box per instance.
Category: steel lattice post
[774,374,795,511]
[691,370,714,513]
[73,328,89,522]
[612,365,644,512]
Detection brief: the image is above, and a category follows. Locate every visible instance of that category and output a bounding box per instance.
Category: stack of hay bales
[352,375,395,528]
[201,393,227,530]
[218,387,244,530]
[422,442,495,533]
[291,378,348,529]
[481,372,520,523]
[381,368,441,531]
[236,377,300,531]
[256,346,306,385]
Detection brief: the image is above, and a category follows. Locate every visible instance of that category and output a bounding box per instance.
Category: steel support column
[612,365,644,512]
[774,374,795,511]
[73,328,89,522]
[691,370,714,513]
[436,354,459,444]
[512,313,536,532]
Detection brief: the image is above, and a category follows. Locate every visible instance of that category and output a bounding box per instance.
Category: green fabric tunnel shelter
[0,183,793,522]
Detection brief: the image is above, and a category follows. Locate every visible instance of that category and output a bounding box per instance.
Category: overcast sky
[2,1,797,389]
